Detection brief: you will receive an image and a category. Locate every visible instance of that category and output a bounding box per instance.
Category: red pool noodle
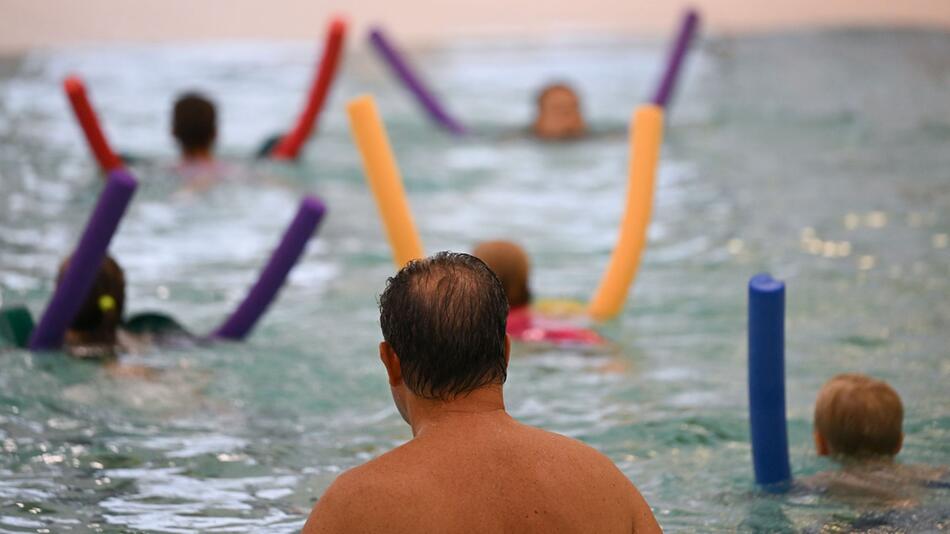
[271,17,347,160]
[63,76,123,173]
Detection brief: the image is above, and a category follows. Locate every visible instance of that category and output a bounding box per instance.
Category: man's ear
[503,334,511,369]
[379,341,402,387]
[814,430,830,456]
[894,433,904,456]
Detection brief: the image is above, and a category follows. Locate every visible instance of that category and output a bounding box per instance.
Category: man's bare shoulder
[520,425,662,533]
[336,423,641,501]
[301,445,424,533]
[518,422,633,476]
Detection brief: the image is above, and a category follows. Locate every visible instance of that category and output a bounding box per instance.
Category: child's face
[534,88,585,139]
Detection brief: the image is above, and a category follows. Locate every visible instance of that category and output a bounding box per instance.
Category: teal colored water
[1,29,949,532]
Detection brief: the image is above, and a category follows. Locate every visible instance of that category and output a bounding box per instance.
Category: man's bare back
[304,409,659,533]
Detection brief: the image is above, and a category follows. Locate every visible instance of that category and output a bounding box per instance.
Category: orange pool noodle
[588,104,664,321]
[346,95,425,268]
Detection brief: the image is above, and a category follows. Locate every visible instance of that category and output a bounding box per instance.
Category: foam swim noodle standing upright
[63,75,123,174]
[587,104,664,321]
[271,17,347,160]
[212,196,327,340]
[368,27,467,136]
[29,169,137,350]
[651,9,701,108]
[748,274,792,487]
[346,95,425,268]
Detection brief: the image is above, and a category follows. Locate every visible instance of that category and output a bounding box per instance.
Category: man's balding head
[379,252,509,400]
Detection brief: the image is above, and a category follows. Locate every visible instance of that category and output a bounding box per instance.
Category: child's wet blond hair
[814,373,903,458]
[472,240,531,308]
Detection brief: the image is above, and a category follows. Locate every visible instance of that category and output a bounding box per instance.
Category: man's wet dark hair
[172,92,216,154]
[58,255,125,333]
[379,252,509,400]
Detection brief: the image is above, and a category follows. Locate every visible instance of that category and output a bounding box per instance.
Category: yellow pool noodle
[346,95,425,268]
[534,298,588,318]
[588,104,665,321]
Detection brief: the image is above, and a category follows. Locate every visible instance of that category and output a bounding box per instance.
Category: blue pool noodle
[748,273,792,487]
[29,169,138,350]
[369,27,468,136]
[213,196,326,340]
[651,9,701,107]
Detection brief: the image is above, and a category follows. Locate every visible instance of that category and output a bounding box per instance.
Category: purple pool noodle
[29,169,137,350]
[213,196,326,340]
[651,9,701,108]
[369,27,467,136]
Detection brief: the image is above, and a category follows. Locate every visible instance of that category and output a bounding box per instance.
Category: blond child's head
[471,240,531,309]
[814,373,903,459]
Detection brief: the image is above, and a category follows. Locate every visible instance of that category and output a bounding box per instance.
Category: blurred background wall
[3,0,950,53]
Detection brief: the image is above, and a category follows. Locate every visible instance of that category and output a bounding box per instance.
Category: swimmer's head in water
[58,255,125,343]
[172,92,217,159]
[532,83,586,140]
[379,252,509,403]
[472,240,531,308]
[814,373,904,459]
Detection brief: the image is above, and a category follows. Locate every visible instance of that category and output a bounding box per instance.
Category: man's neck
[406,385,508,438]
[65,327,116,346]
[64,328,118,359]
[837,454,898,470]
[181,148,214,163]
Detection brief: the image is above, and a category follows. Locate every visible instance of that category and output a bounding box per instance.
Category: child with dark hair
[59,255,127,358]
[172,93,217,162]
[172,92,233,191]
[58,255,187,359]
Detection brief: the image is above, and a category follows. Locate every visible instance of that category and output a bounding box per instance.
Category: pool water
[1,28,949,532]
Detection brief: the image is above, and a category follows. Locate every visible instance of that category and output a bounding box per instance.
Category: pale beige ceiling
[3,0,949,53]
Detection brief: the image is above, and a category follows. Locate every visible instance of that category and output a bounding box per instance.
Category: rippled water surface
[1,29,949,532]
